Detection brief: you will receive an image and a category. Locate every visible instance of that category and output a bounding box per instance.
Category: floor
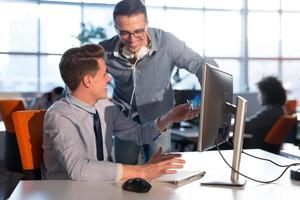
[0,160,23,200]
[0,161,6,200]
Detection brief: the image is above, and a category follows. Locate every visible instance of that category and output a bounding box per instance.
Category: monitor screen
[197,64,233,151]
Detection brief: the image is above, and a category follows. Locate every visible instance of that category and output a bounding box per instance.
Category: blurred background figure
[29,86,64,110]
[244,76,287,149]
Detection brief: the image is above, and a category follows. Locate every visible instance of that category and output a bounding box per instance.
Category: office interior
[1,0,300,199]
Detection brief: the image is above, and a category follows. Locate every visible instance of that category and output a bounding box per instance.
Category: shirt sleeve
[115,164,123,181]
[105,104,160,145]
[154,118,168,134]
[43,111,120,181]
[165,32,218,82]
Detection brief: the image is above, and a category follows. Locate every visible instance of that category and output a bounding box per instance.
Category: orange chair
[0,99,25,172]
[12,110,46,180]
[284,100,298,115]
[264,115,297,154]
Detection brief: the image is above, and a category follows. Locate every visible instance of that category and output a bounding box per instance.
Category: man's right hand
[140,147,185,180]
[121,147,185,181]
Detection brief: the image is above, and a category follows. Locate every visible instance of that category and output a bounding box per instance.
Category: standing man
[42,44,200,181]
[100,0,218,164]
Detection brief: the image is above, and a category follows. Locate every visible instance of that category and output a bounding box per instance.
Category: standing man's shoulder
[148,27,193,60]
[99,35,119,54]
[148,27,181,46]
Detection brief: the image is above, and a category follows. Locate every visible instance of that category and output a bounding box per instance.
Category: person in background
[100,0,218,164]
[30,86,64,109]
[244,76,287,150]
[42,44,200,181]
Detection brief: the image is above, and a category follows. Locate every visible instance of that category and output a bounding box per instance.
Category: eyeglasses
[115,25,147,40]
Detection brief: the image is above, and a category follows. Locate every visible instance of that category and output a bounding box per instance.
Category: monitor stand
[201,96,247,187]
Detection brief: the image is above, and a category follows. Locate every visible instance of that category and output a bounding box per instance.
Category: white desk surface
[281,149,300,160]
[9,149,300,200]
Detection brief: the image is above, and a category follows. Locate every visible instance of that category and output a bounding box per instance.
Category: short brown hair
[113,0,148,24]
[59,44,105,91]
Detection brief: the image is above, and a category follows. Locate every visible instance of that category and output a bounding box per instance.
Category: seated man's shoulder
[46,98,76,119]
[48,98,69,110]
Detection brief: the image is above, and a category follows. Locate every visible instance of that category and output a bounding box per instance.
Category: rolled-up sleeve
[166,32,218,82]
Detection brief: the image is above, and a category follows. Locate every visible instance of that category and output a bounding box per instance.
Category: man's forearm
[157,113,172,132]
[121,165,144,180]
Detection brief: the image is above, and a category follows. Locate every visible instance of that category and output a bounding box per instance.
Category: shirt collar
[67,95,97,114]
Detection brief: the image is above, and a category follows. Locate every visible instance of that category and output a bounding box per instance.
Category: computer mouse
[122,178,152,193]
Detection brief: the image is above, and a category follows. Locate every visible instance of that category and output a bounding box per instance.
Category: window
[281,13,300,57]
[204,11,241,57]
[40,55,64,92]
[0,3,38,52]
[0,0,300,98]
[248,12,280,57]
[248,60,279,91]
[248,0,280,11]
[83,5,115,38]
[282,61,300,100]
[40,4,81,54]
[0,55,38,92]
[164,9,204,54]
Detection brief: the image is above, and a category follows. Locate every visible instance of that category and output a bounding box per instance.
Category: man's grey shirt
[42,95,160,181]
[100,27,218,123]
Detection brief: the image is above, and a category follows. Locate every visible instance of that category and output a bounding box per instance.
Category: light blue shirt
[42,95,161,181]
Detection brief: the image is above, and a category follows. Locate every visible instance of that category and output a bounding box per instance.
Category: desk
[9,149,300,200]
[281,149,300,160]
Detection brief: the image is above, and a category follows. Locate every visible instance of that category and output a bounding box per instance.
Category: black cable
[216,142,300,184]
[226,141,294,168]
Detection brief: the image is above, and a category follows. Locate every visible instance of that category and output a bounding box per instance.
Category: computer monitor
[198,64,248,187]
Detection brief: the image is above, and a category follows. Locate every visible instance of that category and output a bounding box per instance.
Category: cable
[226,141,293,168]
[128,59,138,117]
[216,142,300,184]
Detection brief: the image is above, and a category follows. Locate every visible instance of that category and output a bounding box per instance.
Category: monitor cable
[215,142,300,184]
[226,141,294,168]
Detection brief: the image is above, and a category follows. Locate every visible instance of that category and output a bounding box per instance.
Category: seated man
[42,44,200,181]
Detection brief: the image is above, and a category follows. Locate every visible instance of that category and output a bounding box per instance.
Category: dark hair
[46,86,64,102]
[113,0,148,24]
[59,44,105,91]
[257,76,286,105]
[52,86,64,95]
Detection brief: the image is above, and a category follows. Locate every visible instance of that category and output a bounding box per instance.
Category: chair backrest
[284,100,298,115]
[12,110,46,178]
[0,99,25,133]
[264,115,297,145]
